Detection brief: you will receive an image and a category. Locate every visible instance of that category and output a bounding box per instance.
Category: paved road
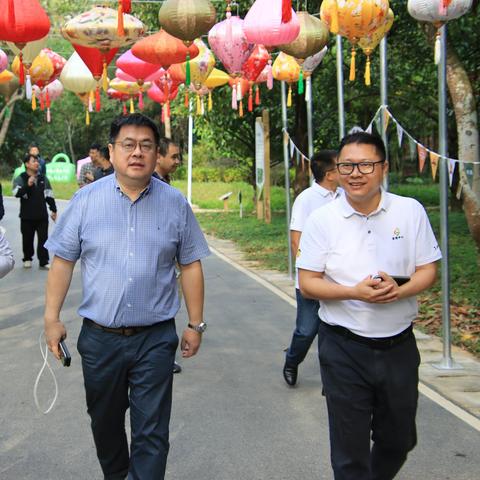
[0,197,479,479]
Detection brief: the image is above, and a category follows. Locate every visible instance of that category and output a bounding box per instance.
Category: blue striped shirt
[45,175,210,327]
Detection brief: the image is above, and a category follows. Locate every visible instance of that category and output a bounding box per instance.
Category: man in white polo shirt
[283,150,341,386]
[297,132,441,480]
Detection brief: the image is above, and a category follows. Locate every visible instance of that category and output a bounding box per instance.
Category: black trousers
[77,319,178,480]
[20,218,49,265]
[318,322,420,480]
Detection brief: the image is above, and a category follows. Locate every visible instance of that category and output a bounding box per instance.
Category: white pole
[380,37,389,191]
[187,98,193,206]
[336,35,345,140]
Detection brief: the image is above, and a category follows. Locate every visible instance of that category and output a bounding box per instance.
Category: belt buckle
[122,327,136,336]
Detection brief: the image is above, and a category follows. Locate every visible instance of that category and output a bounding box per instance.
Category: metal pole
[187,98,193,206]
[433,25,461,370]
[281,81,293,280]
[306,76,314,185]
[336,35,345,140]
[379,37,389,191]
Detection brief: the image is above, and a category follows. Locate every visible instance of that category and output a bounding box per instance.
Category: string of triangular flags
[367,105,480,186]
[282,128,310,172]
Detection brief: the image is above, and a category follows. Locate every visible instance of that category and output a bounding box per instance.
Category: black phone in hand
[59,340,71,367]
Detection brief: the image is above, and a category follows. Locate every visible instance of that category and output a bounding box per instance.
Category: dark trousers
[285,289,320,366]
[318,322,420,480]
[77,319,178,480]
[20,218,49,265]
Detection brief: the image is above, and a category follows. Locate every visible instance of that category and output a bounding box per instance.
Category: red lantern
[132,29,199,68]
[0,0,50,48]
[242,45,270,82]
[116,49,162,86]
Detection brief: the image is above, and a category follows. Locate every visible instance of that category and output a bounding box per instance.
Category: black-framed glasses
[337,160,385,175]
[114,140,156,153]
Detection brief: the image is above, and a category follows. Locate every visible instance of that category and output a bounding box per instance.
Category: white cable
[33,331,59,415]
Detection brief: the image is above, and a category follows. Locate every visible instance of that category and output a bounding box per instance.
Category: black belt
[83,318,168,337]
[321,322,413,350]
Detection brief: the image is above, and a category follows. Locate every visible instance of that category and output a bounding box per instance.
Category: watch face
[189,322,207,333]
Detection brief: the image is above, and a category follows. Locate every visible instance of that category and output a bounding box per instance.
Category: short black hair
[310,150,337,182]
[89,142,102,151]
[109,113,160,145]
[23,152,37,164]
[158,137,180,157]
[28,143,38,150]
[99,146,110,160]
[338,132,386,162]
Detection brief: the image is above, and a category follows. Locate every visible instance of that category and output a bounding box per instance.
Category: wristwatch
[187,322,207,333]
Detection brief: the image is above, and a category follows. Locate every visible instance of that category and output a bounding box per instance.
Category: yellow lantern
[0,75,20,100]
[175,39,216,89]
[272,52,301,107]
[12,50,54,87]
[320,0,389,81]
[0,70,15,85]
[358,9,394,86]
[204,68,230,89]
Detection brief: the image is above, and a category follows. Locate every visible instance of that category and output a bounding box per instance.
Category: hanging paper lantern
[61,6,145,51]
[0,70,15,84]
[204,68,231,89]
[147,83,179,104]
[116,49,162,86]
[0,75,20,99]
[320,0,389,81]
[116,67,166,84]
[272,52,300,107]
[40,49,67,86]
[158,0,217,43]
[132,30,200,68]
[359,9,394,86]
[60,52,98,94]
[12,50,54,88]
[302,47,328,77]
[241,45,270,83]
[110,78,150,95]
[107,88,130,102]
[73,44,118,87]
[0,50,8,74]
[208,16,254,76]
[407,0,473,63]
[33,79,63,121]
[243,0,300,47]
[0,0,50,46]
[167,63,186,85]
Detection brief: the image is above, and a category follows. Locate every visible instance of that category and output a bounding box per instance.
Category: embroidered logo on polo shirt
[296,248,301,258]
[392,228,404,240]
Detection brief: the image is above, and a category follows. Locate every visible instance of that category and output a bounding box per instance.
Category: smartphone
[59,340,71,367]
[392,275,410,286]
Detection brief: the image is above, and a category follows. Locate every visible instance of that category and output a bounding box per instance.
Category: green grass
[2,179,78,200]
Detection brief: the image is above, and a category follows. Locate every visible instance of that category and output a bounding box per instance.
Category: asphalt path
[0,197,479,480]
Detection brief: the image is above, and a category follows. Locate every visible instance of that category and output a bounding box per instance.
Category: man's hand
[181,328,202,358]
[50,212,57,222]
[353,275,398,304]
[27,175,35,187]
[45,321,67,360]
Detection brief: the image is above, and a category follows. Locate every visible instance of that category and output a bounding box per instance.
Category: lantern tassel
[130,97,134,113]
[138,90,144,110]
[117,2,125,37]
[305,76,311,103]
[434,31,441,65]
[31,93,36,111]
[267,60,273,90]
[287,84,292,107]
[365,56,371,86]
[19,56,25,86]
[39,92,45,111]
[208,91,213,111]
[123,101,127,115]
[331,0,339,34]
[184,91,189,108]
[248,87,253,112]
[196,94,201,115]
[86,109,90,126]
[46,90,51,109]
[236,80,242,101]
[122,0,131,13]
[95,86,101,112]
[25,74,32,99]
[282,0,292,24]
[102,62,109,91]
[185,52,191,87]
[47,108,51,123]
[298,69,304,95]
[255,85,261,105]
[239,100,244,117]
[349,47,356,82]
[88,90,94,112]
[232,86,238,110]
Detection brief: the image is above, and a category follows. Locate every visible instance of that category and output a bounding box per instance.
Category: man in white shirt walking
[283,150,341,386]
[297,132,441,480]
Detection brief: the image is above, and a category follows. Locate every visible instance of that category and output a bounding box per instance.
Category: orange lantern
[272,52,301,107]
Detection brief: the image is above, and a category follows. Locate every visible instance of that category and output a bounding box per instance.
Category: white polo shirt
[290,183,342,288]
[296,191,442,338]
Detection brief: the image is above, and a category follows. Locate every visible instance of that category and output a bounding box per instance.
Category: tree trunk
[0,90,24,148]
[445,43,480,251]
[293,89,310,199]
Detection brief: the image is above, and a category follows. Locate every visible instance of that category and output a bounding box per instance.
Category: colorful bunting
[417,144,428,173]
[430,152,439,179]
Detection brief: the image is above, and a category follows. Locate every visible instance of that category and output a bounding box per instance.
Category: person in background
[78,143,101,188]
[297,132,441,480]
[153,137,182,184]
[0,226,14,278]
[13,153,57,269]
[283,150,341,387]
[28,143,47,177]
[44,114,210,480]
[93,146,114,181]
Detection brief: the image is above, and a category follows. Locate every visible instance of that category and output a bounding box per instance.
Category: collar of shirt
[113,174,153,201]
[312,182,340,199]
[339,188,391,218]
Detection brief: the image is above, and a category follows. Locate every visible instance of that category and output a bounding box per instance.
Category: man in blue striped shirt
[44,113,210,480]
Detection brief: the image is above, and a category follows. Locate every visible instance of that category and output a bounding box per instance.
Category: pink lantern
[147,82,179,123]
[116,49,162,86]
[243,0,300,47]
[107,88,131,115]
[116,67,166,83]
[33,79,63,122]
[0,49,8,74]
[208,16,254,76]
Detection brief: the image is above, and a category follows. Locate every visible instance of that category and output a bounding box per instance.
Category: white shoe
[39,264,50,270]
[23,261,32,268]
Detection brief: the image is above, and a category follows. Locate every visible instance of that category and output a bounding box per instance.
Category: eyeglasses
[337,160,385,175]
[114,140,156,153]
